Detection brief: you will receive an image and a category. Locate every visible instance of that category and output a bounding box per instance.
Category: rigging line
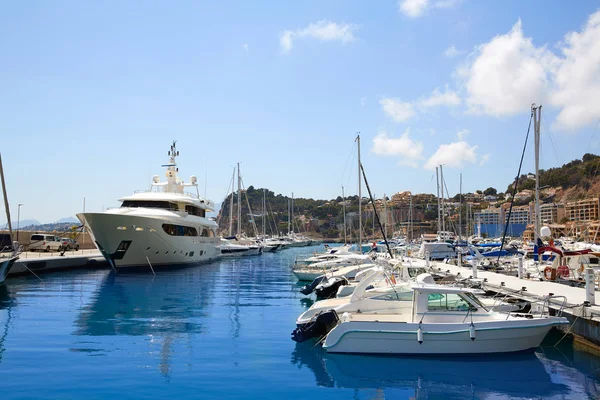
[340,141,358,185]
[496,111,534,266]
[545,122,561,167]
[587,118,600,148]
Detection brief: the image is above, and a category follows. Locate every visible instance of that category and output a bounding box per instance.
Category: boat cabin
[412,274,489,323]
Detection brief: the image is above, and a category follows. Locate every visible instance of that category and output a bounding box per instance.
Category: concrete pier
[426,258,600,347]
[9,249,107,276]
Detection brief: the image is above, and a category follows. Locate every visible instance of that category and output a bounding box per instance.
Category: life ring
[544,266,554,281]
[557,265,569,278]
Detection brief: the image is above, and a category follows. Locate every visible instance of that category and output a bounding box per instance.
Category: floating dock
[427,258,600,347]
[9,249,107,276]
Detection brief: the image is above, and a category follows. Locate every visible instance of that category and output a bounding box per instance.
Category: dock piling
[586,267,595,305]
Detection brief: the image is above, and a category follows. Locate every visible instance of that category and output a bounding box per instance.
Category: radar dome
[540,226,551,238]
[152,175,160,183]
[190,175,197,184]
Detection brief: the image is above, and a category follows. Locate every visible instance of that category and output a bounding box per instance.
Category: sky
[1,1,600,223]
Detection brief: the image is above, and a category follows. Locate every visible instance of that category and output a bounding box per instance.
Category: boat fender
[341,312,351,323]
[544,266,554,281]
[469,323,476,341]
[417,323,423,344]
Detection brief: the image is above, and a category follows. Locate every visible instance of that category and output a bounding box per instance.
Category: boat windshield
[462,292,488,311]
[407,268,428,278]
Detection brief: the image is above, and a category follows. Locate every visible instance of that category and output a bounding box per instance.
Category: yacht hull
[0,256,17,284]
[323,318,566,354]
[78,213,220,269]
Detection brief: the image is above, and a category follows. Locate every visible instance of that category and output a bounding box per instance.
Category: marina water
[1,245,600,399]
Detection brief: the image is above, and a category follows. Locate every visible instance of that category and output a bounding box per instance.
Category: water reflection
[0,284,15,363]
[291,342,573,399]
[73,264,222,379]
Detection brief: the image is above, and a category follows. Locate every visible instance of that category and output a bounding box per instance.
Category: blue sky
[1,1,600,223]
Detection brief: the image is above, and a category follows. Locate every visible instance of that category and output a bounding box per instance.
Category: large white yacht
[78,142,220,270]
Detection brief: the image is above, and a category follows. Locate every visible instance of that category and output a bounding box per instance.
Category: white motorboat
[77,142,220,270]
[293,254,372,281]
[220,238,262,257]
[321,274,568,354]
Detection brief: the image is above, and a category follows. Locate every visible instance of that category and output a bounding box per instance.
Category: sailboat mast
[383,193,388,239]
[356,134,362,253]
[291,192,294,233]
[440,165,445,234]
[287,198,290,234]
[0,154,13,244]
[459,173,463,241]
[409,193,413,242]
[436,167,441,234]
[533,104,542,243]
[263,189,266,238]
[228,167,235,236]
[237,162,241,237]
[342,185,347,245]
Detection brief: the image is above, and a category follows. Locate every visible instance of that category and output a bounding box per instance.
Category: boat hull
[78,213,220,269]
[323,318,565,354]
[0,256,17,284]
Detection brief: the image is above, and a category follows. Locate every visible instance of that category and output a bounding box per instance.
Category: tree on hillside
[483,187,497,196]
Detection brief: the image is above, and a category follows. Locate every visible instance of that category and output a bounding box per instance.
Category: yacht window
[121,200,178,211]
[185,205,206,217]
[427,293,472,311]
[162,224,198,237]
[371,291,413,301]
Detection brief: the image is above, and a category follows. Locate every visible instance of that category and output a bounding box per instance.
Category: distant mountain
[1,219,41,229]
[55,216,79,223]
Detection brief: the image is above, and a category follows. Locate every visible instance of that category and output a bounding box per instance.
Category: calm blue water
[1,245,600,399]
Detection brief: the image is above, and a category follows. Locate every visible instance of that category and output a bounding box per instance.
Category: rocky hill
[507,153,600,203]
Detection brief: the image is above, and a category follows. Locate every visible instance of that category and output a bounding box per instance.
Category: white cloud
[399,0,429,17]
[418,86,461,108]
[371,129,424,167]
[434,0,463,9]
[457,129,469,140]
[424,141,479,170]
[242,43,249,53]
[479,154,490,166]
[360,97,367,106]
[461,20,557,117]
[380,87,460,122]
[443,45,463,58]
[279,20,359,53]
[380,98,416,122]
[398,0,462,18]
[550,11,600,131]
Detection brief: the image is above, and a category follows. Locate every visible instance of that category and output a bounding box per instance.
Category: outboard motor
[291,310,339,342]
[314,277,349,299]
[300,275,327,295]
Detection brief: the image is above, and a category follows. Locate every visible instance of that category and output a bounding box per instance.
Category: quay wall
[1,229,96,250]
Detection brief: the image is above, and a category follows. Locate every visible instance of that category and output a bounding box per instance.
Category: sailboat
[220,163,262,257]
[0,153,19,284]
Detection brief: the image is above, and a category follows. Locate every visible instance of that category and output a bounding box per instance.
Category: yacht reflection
[0,284,15,363]
[291,342,569,399]
[74,264,221,378]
